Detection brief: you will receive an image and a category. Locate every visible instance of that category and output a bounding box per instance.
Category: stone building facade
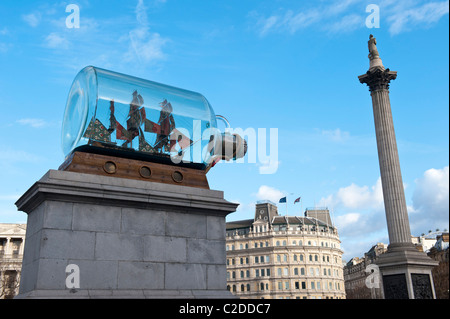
[0,224,26,299]
[343,243,387,299]
[226,201,345,299]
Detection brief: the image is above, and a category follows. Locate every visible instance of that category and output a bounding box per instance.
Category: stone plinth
[15,169,238,298]
[376,245,438,299]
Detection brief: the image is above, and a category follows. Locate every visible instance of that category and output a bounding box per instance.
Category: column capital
[358,67,397,92]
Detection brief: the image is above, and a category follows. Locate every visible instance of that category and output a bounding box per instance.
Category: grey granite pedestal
[15,170,238,298]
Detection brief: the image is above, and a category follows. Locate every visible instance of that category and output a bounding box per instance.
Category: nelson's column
[358,35,439,299]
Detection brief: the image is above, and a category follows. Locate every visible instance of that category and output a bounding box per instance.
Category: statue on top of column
[367,34,384,70]
[368,34,379,60]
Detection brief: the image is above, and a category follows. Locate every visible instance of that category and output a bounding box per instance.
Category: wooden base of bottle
[59,151,210,189]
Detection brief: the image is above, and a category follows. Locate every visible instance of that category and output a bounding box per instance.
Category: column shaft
[371,89,411,244]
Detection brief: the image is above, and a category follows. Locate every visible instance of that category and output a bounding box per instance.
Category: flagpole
[301,198,303,216]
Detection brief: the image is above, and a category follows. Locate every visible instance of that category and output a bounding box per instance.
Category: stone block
[187,238,225,264]
[117,261,164,289]
[69,259,118,290]
[21,230,42,266]
[121,208,165,236]
[207,264,227,290]
[166,212,206,239]
[207,215,226,240]
[72,203,121,233]
[165,263,206,290]
[39,229,95,260]
[95,232,144,261]
[43,201,73,230]
[35,258,68,290]
[144,235,187,263]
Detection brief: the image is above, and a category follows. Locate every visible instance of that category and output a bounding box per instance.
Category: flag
[279,197,286,203]
[294,197,301,204]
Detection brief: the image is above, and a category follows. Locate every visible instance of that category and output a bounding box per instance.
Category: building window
[300,268,305,275]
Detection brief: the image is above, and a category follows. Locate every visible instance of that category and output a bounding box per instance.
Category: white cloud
[0,43,11,53]
[44,32,70,50]
[125,0,169,63]
[22,13,42,27]
[410,166,449,231]
[255,185,285,203]
[16,118,49,128]
[387,0,449,35]
[321,128,350,142]
[252,0,361,36]
[335,212,360,228]
[327,14,364,34]
[319,177,384,211]
[0,194,21,201]
[251,0,449,36]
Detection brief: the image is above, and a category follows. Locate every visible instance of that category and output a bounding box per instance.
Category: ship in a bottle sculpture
[59,66,247,189]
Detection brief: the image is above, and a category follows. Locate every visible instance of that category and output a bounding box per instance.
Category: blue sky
[0,0,448,260]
